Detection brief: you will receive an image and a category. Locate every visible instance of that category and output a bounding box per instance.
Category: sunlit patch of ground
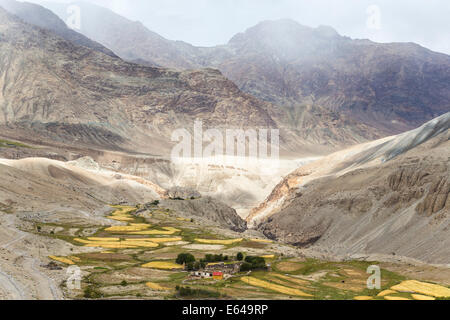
[129,227,181,235]
[142,261,183,270]
[195,238,243,245]
[146,282,169,291]
[391,280,450,298]
[276,261,303,272]
[49,256,75,265]
[354,296,373,300]
[384,296,410,300]
[240,276,313,297]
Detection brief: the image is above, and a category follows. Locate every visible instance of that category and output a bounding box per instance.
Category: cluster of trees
[202,254,229,263]
[175,253,205,271]
[239,256,267,272]
[175,253,206,271]
[176,252,235,271]
[175,252,266,272]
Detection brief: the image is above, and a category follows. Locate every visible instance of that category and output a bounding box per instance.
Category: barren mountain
[40,2,450,145]
[38,0,200,68]
[0,7,279,155]
[0,0,117,57]
[211,20,450,135]
[251,113,450,264]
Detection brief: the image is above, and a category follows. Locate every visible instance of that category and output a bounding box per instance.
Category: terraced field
[33,205,450,300]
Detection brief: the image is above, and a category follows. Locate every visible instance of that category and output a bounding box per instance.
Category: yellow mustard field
[135,237,182,243]
[146,282,168,291]
[391,280,450,298]
[130,227,181,235]
[142,261,183,270]
[353,296,373,300]
[87,237,120,242]
[240,276,312,297]
[411,294,435,300]
[49,256,75,265]
[195,238,243,245]
[105,225,150,232]
[384,296,410,300]
[109,216,134,221]
[74,238,159,248]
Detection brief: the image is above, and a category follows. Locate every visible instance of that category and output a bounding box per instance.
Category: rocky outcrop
[0,0,117,57]
[160,197,247,232]
[0,7,277,155]
[253,114,450,264]
[167,187,201,200]
[416,177,450,216]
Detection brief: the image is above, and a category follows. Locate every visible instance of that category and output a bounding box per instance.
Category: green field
[35,204,450,300]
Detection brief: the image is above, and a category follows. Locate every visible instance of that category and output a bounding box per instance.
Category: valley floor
[1,204,449,300]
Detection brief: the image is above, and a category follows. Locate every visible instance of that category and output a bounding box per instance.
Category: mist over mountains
[34,1,450,150]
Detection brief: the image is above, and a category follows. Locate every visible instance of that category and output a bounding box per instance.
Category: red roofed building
[212,272,223,280]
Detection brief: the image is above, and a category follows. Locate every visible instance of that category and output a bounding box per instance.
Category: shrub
[237,252,244,261]
[241,256,267,271]
[177,286,220,298]
[239,262,253,272]
[176,253,196,265]
[83,286,102,299]
[186,262,194,271]
[203,254,227,263]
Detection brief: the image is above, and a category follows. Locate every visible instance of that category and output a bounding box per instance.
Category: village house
[205,262,243,274]
[190,261,244,280]
[212,272,223,280]
[191,271,213,278]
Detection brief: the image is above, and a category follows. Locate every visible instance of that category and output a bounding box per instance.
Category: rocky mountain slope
[0,0,117,57]
[0,155,249,232]
[250,113,450,264]
[0,7,280,155]
[39,0,199,68]
[41,2,450,144]
[160,197,247,232]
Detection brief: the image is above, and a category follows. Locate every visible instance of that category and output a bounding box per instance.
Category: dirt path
[0,215,62,300]
[0,268,26,300]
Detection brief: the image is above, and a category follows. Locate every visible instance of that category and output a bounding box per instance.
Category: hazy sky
[29,0,450,54]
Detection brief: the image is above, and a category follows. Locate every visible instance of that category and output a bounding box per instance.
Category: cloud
[28,0,450,54]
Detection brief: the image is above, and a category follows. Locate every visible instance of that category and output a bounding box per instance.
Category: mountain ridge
[37,1,450,148]
[249,113,450,264]
[0,0,118,57]
[0,6,284,156]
